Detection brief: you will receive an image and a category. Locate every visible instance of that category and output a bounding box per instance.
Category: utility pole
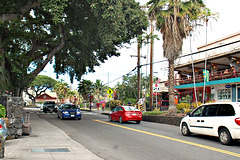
[149,19,153,111]
[137,39,141,101]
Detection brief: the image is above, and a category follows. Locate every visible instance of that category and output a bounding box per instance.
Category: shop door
[238,88,240,102]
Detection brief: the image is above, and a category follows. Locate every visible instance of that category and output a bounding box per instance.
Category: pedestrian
[90,102,93,111]
[102,102,105,111]
[97,102,100,111]
[127,100,132,106]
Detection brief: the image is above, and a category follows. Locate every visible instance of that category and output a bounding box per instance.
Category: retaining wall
[142,115,184,126]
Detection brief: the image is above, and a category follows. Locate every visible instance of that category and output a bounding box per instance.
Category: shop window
[217,89,231,100]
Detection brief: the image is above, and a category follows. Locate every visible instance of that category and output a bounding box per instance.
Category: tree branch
[30,24,65,79]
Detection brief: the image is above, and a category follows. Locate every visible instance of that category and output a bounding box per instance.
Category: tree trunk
[168,59,177,114]
[33,98,36,106]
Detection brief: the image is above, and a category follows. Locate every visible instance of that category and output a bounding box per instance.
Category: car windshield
[122,106,139,111]
[63,104,78,109]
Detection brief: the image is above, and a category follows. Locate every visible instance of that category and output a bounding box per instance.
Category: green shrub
[191,102,202,108]
[79,103,84,108]
[108,100,121,110]
[176,103,191,113]
[0,104,6,118]
[179,95,191,103]
[122,98,136,106]
[176,103,184,110]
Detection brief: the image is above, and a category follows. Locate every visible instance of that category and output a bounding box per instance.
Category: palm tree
[78,79,93,101]
[94,79,106,102]
[53,80,70,103]
[147,0,212,113]
[67,90,76,103]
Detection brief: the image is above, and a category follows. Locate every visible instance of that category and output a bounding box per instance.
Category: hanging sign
[225,84,231,88]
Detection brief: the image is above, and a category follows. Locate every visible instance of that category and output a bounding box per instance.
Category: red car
[109,106,142,124]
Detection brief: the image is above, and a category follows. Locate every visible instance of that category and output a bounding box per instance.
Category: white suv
[180,102,240,145]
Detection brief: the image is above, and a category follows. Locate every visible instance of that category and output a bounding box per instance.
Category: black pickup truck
[43,101,57,113]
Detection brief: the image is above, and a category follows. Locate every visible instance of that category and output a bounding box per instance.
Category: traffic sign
[153,83,160,92]
[108,95,112,98]
[107,89,113,95]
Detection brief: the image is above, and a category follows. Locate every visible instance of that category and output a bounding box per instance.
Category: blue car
[57,103,81,120]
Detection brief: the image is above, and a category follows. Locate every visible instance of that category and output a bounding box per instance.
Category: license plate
[132,113,137,116]
[71,115,75,117]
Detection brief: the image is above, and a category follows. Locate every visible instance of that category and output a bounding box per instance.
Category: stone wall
[142,115,184,126]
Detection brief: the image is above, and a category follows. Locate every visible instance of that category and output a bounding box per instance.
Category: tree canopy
[0,0,148,96]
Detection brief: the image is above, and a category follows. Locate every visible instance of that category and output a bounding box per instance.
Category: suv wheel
[219,128,232,145]
[181,123,191,136]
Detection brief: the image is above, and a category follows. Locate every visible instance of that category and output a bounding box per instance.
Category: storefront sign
[225,84,231,88]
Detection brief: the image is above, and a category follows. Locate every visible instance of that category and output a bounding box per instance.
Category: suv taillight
[235,118,240,126]
[0,125,3,129]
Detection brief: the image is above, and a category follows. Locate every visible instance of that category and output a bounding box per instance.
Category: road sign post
[107,89,113,110]
[153,83,161,110]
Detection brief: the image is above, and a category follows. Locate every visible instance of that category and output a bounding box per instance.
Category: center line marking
[93,119,240,158]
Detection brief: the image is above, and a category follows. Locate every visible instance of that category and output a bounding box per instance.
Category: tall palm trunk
[168,59,177,113]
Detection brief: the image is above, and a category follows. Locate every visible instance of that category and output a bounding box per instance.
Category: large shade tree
[0,0,148,96]
[147,0,213,113]
[26,75,57,105]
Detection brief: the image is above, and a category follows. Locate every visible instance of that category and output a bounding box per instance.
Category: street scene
[5,108,239,160]
[1,0,240,159]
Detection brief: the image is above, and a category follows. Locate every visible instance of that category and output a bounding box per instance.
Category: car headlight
[77,110,81,115]
[63,111,69,114]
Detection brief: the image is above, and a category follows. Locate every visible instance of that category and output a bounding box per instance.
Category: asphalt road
[37,110,240,160]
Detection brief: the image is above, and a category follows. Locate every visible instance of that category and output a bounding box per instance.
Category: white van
[180,102,240,145]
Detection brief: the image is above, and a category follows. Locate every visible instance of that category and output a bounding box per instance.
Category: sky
[40,0,240,90]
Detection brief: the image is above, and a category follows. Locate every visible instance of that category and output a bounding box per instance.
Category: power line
[103,67,137,86]
[104,39,240,86]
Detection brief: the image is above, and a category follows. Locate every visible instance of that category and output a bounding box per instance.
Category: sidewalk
[3,111,103,160]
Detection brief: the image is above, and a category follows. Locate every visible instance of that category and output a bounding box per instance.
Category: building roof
[175,47,240,74]
[175,31,240,74]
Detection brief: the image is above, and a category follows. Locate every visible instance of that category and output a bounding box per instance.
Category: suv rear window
[217,104,235,116]
[44,101,55,105]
